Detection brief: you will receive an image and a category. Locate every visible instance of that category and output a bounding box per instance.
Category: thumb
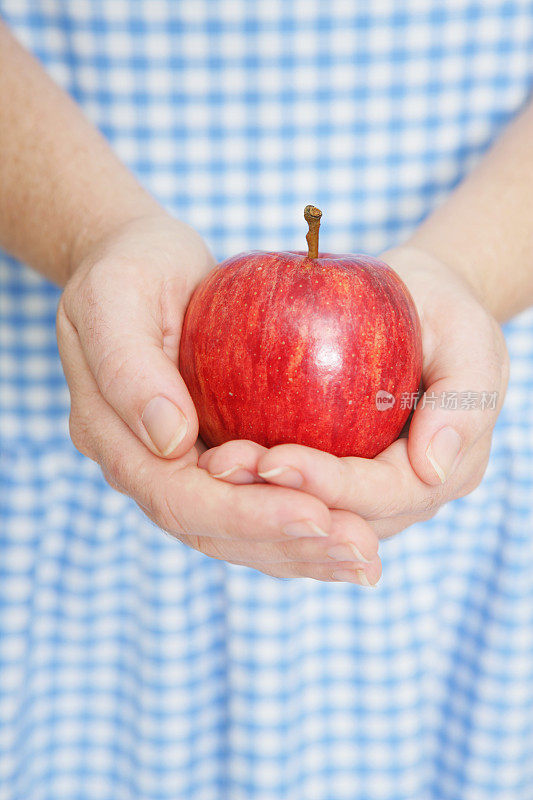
[407,322,506,486]
[61,296,199,459]
[92,331,198,458]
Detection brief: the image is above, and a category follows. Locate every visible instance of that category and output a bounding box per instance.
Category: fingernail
[258,466,304,489]
[211,464,256,483]
[426,426,462,483]
[142,396,188,456]
[210,465,241,479]
[327,543,371,563]
[332,568,376,587]
[283,520,328,538]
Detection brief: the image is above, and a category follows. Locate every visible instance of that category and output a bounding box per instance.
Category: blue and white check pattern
[1,2,533,798]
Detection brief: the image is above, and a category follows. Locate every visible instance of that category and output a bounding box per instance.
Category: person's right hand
[56,212,382,586]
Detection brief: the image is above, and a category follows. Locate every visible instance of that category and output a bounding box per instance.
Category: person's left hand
[198,246,509,540]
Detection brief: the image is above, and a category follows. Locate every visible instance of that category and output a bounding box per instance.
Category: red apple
[179,206,422,458]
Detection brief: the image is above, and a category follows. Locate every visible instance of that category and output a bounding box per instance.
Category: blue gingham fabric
[1,2,533,799]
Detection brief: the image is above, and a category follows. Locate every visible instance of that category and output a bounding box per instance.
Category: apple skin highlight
[179,247,423,459]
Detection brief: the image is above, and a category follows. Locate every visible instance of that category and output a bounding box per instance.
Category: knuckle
[364,457,414,518]
[101,468,126,495]
[153,484,189,536]
[180,534,226,558]
[286,562,310,579]
[95,342,141,401]
[276,538,298,561]
[69,412,95,460]
[328,466,350,510]
[380,458,444,518]
[414,491,442,516]
[103,447,130,490]
[154,493,179,534]
[152,466,202,537]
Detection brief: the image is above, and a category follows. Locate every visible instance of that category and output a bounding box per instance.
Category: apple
[179,206,422,458]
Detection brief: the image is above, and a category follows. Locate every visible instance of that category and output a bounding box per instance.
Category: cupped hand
[199,246,509,539]
[57,212,381,585]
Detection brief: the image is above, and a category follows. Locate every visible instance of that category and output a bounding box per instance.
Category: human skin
[1,22,531,583]
[0,23,380,587]
[202,105,533,538]
[200,248,510,541]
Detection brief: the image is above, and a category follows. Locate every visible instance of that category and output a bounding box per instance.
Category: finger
[407,311,507,486]
[59,276,198,460]
[253,405,494,521]
[258,556,382,586]
[179,509,379,565]
[199,439,267,484]
[253,439,445,519]
[58,318,337,542]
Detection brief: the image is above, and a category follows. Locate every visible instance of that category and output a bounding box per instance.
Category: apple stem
[304,205,322,259]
